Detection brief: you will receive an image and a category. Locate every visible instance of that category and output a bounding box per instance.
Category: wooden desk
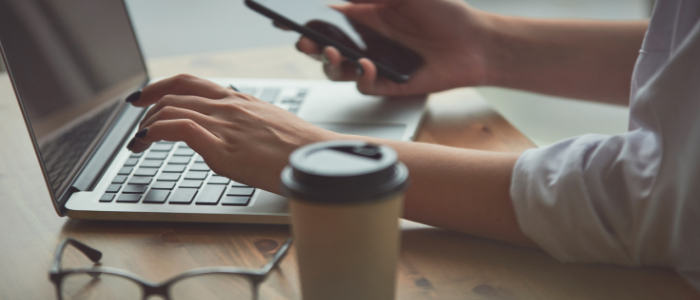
[0,46,697,300]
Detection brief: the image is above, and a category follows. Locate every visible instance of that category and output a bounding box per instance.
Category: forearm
[481,14,648,105]
[352,137,535,247]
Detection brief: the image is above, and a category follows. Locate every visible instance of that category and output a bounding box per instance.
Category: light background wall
[124,0,652,59]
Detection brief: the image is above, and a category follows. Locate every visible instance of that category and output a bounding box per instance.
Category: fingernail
[134,128,148,139]
[295,42,302,52]
[126,90,142,102]
[322,53,330,65]
[126,138,135,150]
[356,64,364,75]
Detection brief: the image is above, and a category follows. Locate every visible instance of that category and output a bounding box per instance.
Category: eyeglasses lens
[170,274,254,300]
[61,273,142,300]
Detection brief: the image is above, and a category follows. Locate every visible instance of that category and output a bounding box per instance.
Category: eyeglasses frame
[48,237,293,300]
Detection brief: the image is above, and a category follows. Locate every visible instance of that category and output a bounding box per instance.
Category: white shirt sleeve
[509,6,700,289]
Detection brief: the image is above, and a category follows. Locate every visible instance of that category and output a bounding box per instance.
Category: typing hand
[278,0,492,96]
[126,74,340,193]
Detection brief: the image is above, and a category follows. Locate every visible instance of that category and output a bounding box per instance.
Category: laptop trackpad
[312,122,406,140]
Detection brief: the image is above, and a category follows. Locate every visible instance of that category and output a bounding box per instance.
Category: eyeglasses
[49,237,292,300]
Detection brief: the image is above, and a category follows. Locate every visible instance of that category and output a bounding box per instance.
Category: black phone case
[245,0,411,83]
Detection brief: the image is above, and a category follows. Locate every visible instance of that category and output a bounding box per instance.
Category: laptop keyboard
[99,85,308,206]
[101,141,255,206]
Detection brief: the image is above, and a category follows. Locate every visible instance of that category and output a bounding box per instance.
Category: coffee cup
[281,140,409,300]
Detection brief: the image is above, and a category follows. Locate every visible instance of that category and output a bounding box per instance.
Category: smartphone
[245,0,424,83]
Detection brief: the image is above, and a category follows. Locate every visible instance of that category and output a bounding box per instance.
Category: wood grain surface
[0,45,698,300]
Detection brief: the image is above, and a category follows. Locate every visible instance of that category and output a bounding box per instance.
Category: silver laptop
[0,0,425,224]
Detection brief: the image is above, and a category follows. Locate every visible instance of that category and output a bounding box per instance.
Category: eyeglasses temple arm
[259,237,293,276]
[49,238,103,274]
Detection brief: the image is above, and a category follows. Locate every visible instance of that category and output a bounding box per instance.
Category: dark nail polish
[135,128,148,139]
[125,90,142,102]
[126,138,135,150]
[356,64,364,76]
[295,42,301,52]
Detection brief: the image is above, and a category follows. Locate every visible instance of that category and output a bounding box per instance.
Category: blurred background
[0,0,655,146]
[1,0,654,71]
[122,0,652,59]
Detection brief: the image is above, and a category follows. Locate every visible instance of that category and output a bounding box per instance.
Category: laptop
[0,0,426,224]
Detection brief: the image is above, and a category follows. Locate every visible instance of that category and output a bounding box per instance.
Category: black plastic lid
[280,140,409,204]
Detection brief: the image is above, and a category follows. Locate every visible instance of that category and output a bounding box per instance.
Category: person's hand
[126,74,341,193]
[284,0,493,96]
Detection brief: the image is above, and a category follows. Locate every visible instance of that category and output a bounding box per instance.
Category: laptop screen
[0,0,147,202]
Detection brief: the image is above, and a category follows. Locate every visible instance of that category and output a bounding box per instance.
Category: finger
[130,119,222,160]
[138,106,218,135]
[323,46,349,81]
[296,36,322,60]
[129,74,229,107]
[130,107,220,153]
[273,21,291,31]
[356,58,383,95]
[139,94,219,128]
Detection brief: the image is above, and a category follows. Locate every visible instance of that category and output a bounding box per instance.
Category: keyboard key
[117,194,141,203]
[106,184,121,193]
[178,144,191,149]
[163,164,186,173]
[129,152,143,158]
[100,193,115,202]
[146,152,168,160]
[238,87,256,95]
[152,181,176,190]
[156,141,174,144]
[150,143,173,151]
[189,163,210,171]
[230,180,249,187]
[158,173,181,181]
[207,176,230,185]
[123,158,139,166]
[169,188,197,204]
[140,160,163,168]
[259,88,280,103]
[143,190,170,203]
[221,196,250,206]
[122,184,148,193]
[118,167,133,175]
[168,156,191,164]
[227,187,255,196]
[129,177,153,185]
[185,171,208,180]
[112,175,127,184]
[194,155,205,163]
[179,180,203,188]
[280,96,299,104]
[134,168,158,176]
[195,185,226,205]
[174,148,195,156]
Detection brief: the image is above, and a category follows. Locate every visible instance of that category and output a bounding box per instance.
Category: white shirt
[510,0,700,291]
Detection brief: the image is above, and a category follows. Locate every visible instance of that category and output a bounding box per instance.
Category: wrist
[449,8,514,89]
[476,12,518,88]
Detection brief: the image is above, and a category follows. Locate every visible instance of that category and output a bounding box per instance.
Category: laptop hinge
[71,103,146,193]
